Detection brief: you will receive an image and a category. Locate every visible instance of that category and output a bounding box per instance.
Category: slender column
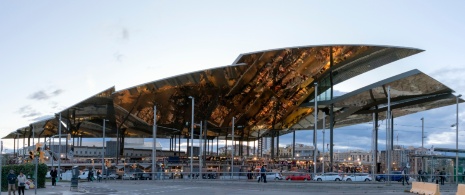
[292,131,296,159]
[386,86,392,184]
[152,105,157,180]
[189,97,194,179]
[58,113,62,182]
[313,82,318,175]
[231,117,235,177]
[329,46,334,172]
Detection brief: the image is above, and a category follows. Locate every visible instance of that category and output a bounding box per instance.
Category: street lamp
[188,96,194,179]
[421,118,424,148]
[456,94,461,184]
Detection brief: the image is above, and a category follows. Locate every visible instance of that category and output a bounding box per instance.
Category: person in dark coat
[7,169,17,195]
[50,167,58,186]
[258,165,267,183]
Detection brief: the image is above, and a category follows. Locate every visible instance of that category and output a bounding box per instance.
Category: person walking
[97,170,101,182]
[440,168,445,185]
[17,171,26,195]
[258,165,267,183]
[417,169,422,182]
[7,170,17,195]
[50,167,58,186]
[402,166,410,186]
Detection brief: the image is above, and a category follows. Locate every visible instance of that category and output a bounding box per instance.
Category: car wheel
[365,178,370,182]
[346,178,352,181]
[304,178,307,181]
[287,178,291,181]
[380,178,385,182]
[317,178,322,181]
[335,178,341,181]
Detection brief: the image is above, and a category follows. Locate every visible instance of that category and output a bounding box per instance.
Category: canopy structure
[297,69,463,131]
[112,45,423,141]
[6,44,459,144]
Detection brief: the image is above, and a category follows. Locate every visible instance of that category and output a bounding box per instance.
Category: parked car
[343,173,372,182]
[102,173,118,180]
[285,174,312,181]
[139,173,152,180]
[375,171,405,182]
[121,173,132,180]
[256,173,283,181]
[314,172,342,181]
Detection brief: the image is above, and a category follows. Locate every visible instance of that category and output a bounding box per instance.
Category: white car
[122,173,136,180]
[343,174,372,182]
[314,172,342,181]
[256,173,283,181]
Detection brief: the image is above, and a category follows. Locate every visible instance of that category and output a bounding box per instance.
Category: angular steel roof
[4,45,434,141]
[297,69,463,131]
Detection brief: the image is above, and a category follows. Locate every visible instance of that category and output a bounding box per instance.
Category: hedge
[1,163,47,191]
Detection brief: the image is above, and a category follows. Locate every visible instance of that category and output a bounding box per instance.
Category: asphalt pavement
[13,179,461,195]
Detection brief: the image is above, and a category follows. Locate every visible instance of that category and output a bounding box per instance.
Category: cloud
[28,90,49,100]
[31,114,54,122]
[28,89,64,100]
[122,27,129,40]
[114,52,124,62]
[17,105,41,118]
[52,89,64,96]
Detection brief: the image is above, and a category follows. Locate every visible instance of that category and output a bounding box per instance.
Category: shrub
[1,163,47,191]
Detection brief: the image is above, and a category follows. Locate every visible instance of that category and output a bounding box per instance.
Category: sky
[1,1,465,155]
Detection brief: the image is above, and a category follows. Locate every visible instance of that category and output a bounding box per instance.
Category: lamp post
[102,119,108,182]
[421,118,424,149]
[313,82,317,176]
[231,117,235,178]
[188,96,194,179]
[456,94,461,184]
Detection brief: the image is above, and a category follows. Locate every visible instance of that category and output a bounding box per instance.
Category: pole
[153,105,157,180]
[231,117,235,177]
[102,119,107,182]
[34,156,38,194]
[386,86,391,184]
[313,82,317,175]
[32,125,35,148]
[58,113,62,183]
[199,121,203,179]
[189,96,194,179]
[456,94,461,184]
[322,112,325,174]
[372,113,376,180]
[421,118,424,149]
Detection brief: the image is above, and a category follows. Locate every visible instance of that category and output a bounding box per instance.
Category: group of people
[6,170,27,195]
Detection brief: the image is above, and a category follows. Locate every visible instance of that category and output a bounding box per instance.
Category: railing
[92,172,464,183]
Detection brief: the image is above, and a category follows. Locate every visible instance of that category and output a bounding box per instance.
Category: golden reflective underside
[5,45,437,141]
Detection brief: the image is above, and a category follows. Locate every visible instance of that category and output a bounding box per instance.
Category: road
[18,180,460,195]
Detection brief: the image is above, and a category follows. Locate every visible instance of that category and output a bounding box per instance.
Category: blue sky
[1,1,465,154]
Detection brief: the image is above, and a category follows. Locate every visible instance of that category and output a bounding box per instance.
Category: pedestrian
[97,170,101,182]
[440,168,445,185]
[402,166,409,185]
[418,169,422,182]
[7,169,17,195]
[258,165,267,183]
[435,170,439,184]
[50,167,58,186]
[17,171,26,195]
